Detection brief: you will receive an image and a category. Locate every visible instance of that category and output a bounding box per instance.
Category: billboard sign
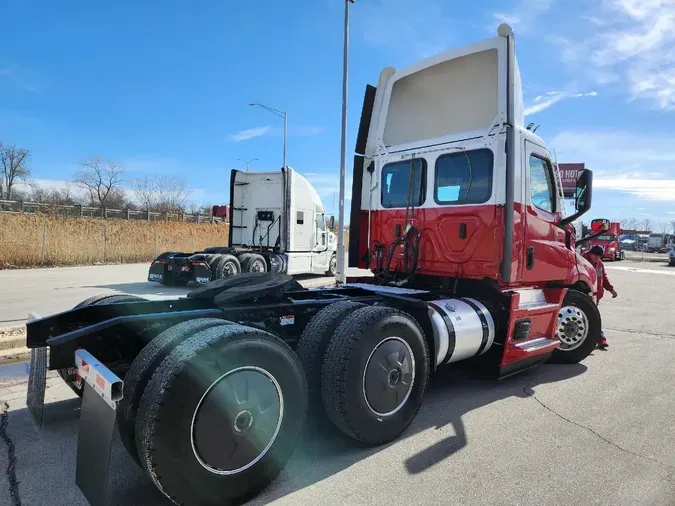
[556,162,585,198]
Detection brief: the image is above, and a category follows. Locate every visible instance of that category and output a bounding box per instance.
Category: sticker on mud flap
[280,315,295,326]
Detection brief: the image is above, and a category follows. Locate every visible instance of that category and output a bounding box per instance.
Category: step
[515,337,559,352]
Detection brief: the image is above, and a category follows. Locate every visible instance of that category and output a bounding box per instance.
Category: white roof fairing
[366,26,524,155]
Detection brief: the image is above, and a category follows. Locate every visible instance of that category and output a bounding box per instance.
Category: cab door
[521,141,569,284]
[311,212,330,273]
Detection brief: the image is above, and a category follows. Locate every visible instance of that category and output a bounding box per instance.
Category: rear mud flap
[27,347,47,426]
[73,349,124,506]
[75,381,117,506]
[27,312,47,427]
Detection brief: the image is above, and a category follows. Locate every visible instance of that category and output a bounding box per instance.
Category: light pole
[337,0,355,284]
[249,103,287,169]
[237,158,258,172]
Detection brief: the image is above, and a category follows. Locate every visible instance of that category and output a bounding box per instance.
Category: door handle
[526,247,535,270]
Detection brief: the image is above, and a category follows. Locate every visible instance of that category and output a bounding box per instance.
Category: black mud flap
[73,349,124,506]
[27,346,47,426]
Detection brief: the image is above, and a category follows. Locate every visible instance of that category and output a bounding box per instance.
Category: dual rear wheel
[119,318,307,505]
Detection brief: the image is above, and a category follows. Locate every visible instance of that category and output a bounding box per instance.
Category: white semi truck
[148,167,339,285]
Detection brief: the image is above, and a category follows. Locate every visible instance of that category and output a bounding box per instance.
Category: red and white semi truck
[585,221,625,261]
[25,24,604,506]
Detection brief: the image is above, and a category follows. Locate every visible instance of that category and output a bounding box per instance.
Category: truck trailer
[26,24,604,506]
[147,167,339,286]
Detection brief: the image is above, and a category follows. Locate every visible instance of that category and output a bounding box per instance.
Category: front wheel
[549,290,601,364]
[325,254,337,276]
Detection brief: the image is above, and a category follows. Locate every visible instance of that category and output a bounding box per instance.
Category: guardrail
[0,199,227,224]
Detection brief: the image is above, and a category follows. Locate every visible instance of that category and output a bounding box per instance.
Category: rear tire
[135,325,307,505]
[213,254,241,279]
[117,318,232,465]
[241,253,268,273]
[321,306,430,446]
[549,289,601,364]
[296,301,365,419]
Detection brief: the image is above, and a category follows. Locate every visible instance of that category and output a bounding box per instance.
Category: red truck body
[585,222,624,261]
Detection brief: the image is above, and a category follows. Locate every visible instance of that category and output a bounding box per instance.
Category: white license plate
[196,277,211,284]
[148,273,163,281]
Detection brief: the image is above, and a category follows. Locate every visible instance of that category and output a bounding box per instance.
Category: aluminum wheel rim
[251,259,266,272]
[362,337,415,417]
[330,256,337,274]
[555,305,589,351]
[223,262,238,276]
[190,366,283,476]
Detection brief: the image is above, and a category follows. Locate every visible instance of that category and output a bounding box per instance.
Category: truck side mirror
[574,169,592,213]
[590,218,610,233]
[329,215,335,230]
[559,169,593,228]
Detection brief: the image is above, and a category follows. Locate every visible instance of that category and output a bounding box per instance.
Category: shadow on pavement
[5,361,586,505]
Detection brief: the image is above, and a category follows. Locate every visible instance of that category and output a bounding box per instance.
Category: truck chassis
[26,272,601,506]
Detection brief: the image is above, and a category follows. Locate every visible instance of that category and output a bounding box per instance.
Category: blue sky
[1,0,674,227]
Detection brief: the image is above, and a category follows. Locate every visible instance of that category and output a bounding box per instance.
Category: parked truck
[147,167,339,286]
[647,232,673,253]
[25,24,604,506]
[585,221,625,260]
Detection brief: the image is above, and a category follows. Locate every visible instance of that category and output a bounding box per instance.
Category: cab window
[529,154,556,213]
[434,149,493,205]
[381,159,426,208]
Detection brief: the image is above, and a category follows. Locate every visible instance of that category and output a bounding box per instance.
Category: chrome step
[515,337,559,352]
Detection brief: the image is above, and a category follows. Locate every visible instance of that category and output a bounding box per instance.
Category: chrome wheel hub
[555,305,589,351]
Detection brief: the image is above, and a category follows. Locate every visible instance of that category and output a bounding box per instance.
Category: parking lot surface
[0,260,674,506]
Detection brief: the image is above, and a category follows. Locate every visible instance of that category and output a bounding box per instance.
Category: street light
[249,103,287,170]
[237,158,259,172]
[337,0,355,284]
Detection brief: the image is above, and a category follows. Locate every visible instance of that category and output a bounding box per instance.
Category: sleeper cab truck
[147,167,338,286]
[25,24,601,506]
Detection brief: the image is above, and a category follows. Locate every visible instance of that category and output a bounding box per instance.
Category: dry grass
[0,214,230,268]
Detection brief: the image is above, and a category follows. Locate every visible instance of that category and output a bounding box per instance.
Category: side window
[296,211,304,225]
[381,159,426,208]
[315,213,325,231]
[529,155,555,213]
[434,149,493,205]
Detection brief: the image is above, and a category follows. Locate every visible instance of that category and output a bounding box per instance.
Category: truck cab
[348,24,596,294]
[586,222,625,261]
[229,167,338,276]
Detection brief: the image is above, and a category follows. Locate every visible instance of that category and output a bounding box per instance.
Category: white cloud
[227,126,270,142]
[550,130,675,201]
[226,125,324,143]
[524,90,598,116]
[553,0,675,110]
[493,0,553,34]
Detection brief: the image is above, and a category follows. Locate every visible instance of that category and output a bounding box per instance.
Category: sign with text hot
[557,162,585,198]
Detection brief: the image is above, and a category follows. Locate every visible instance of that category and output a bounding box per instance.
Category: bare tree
[640,218,652,232]
[671,221,675,235]
[73,157,125,207]
[28,181,83,205]
[658,221,670,235]
[132,175,192,213]
[620,218,638,231]
[0,142,31,200]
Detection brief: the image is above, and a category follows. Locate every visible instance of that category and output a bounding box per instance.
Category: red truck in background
[584,221,625,261]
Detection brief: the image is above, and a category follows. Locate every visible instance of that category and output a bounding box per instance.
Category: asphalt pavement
[0,262,360,328]
[0,260,674,506]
